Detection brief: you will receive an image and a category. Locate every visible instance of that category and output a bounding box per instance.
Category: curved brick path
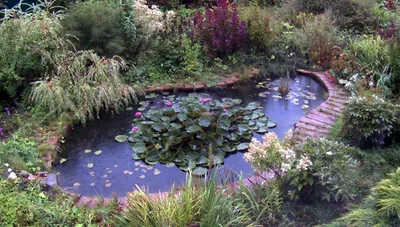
[292,69,350,144]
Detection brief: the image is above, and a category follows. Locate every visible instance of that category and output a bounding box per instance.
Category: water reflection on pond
[56,75,327,197]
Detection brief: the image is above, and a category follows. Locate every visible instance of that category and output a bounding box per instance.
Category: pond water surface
[55,75,327,197]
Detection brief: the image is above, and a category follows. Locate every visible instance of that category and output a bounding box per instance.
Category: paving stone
[295,121,330,134]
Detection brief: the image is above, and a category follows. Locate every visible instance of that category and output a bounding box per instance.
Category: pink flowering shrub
[193,0,247,57]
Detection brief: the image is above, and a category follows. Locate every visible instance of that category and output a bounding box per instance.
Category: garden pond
[55,75,328,197]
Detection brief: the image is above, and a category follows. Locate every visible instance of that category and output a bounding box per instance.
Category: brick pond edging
[61,68,350,208]
[292,69,350,144]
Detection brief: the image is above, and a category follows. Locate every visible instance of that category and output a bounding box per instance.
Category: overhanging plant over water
[116,94,276,175]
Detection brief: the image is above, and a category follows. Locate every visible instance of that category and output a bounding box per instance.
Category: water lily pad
[129,172,133,175]
[186,151,200,161]
[123,170,130,174]
[90,183,95,186]
[268,121,277,128]
[237,143,249,151]
[166,162,175,168]
[73,182,80,187]
[87,163,94,168]
[103,174,108,178]
[186,125,202,133]
[94,150,102,155]
[60,158,67,164]
[114,165,118,168]
[139,175,145,179]
[105,183,112,187]
[137,106,146,111]
[84,149,92,153]
[192,167,208,176]
[126,107,133,111]
[115,135,128,143]
[135,168,139,171]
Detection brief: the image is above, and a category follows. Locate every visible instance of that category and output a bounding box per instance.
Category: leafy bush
[30,51,138,124]
[0,180,118,226]
[342,94,400,148]
[295,12,342,69]
[123,0,173,59]
[62,0,125,57]
[117,174,250,226]
[0,2,64,98]
[285,0,378,32]
[193,0,247,57]
[327,168,400,227]
[116,94,273,175]
[240,3,274,52]
[285,139,363,202]
[0,135,38,170]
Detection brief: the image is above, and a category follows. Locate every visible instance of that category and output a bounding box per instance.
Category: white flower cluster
[133,0,175,33]
[296,155,312,171]
[244,131,296,175]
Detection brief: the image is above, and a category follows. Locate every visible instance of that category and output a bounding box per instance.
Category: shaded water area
[56,75,328,197]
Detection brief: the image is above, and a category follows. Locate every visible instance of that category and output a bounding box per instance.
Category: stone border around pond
[52,68,350,208]
[292,69,350,143]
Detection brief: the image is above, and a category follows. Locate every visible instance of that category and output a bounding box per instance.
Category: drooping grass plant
[116,173,251,226]
[31,51,139,124]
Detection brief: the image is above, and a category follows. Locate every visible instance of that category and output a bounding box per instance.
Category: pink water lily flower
[132,126,138,132]
[166,102,173,106]
[135,112,142,117]
[223,109,228,113]
[200,98,212,103]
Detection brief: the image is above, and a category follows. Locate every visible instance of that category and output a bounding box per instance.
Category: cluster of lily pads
[116,93,276,175]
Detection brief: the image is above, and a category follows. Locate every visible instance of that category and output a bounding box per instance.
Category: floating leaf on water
[90,183,95,187]
[166,162,175,168]
[107,170,112,174]
[87,163,94,168]
[123,170,130,174]
[126,107,133,111]
[103,174,108,178]
[60,158,67,164]
[105,179,110,183]
[84,149,92,153]
[147,166,153,170]
[302,105,309,109]
[114,165,118,168]
[94,150,102,155]
[304,100,309,104]
[105,183,112,187]
[129,172,133,175]
[137,106,146,111]
[192,167,208,176]
[89,171,95,176]
[115,135,128,143]
[73,182,80,187]
[141,169,147,173]
[134,162,140,166]
[139,175,145,179]
[135,168,139,171]
[154,169,161,175]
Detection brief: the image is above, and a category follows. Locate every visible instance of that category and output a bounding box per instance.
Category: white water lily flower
[4,163,9,167]
[7,168,12,172]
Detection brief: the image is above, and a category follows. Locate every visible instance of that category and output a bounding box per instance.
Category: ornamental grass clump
[193,0,247,57]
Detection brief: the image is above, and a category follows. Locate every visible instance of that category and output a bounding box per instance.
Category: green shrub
[30,51,138,124]
[285,138,363,202]
[0,180,118,226]
[0,135,38,170]
[294,12,342,69]
[284,0,378,32]
[240,3,274,52]
[342,94,400,148]
[327,168,400,227]
[0,1,64,98]
[62,0,125,57]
